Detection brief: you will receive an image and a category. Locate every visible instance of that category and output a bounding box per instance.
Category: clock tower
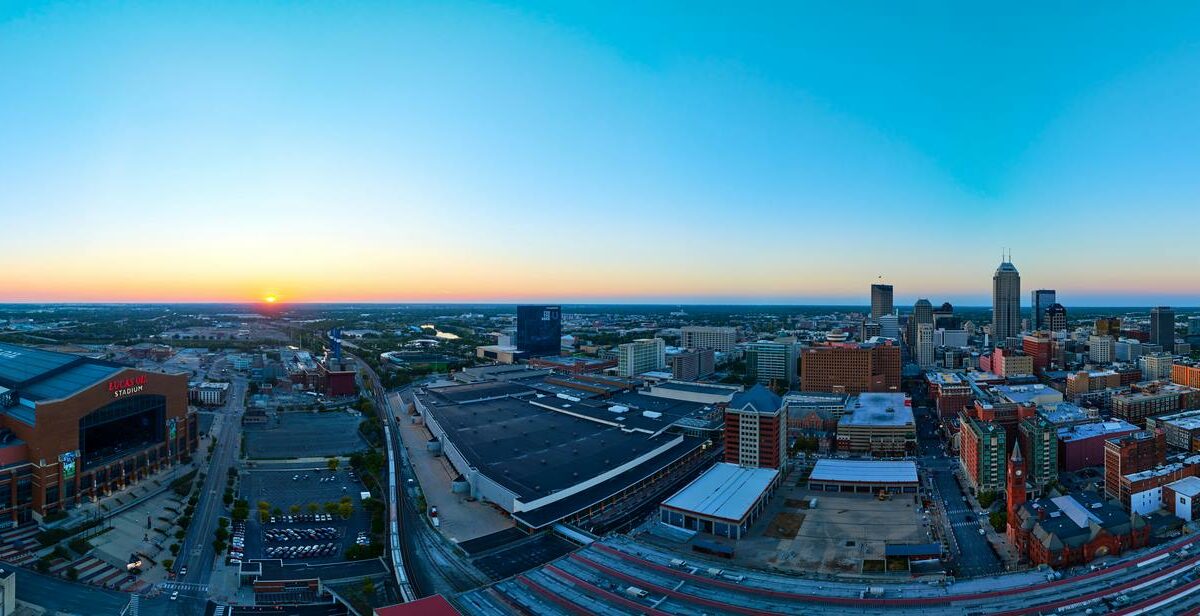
[1006,441,1027,549]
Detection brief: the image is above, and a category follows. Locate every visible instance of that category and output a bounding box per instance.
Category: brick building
[799,341,900,395]
[1104,430,1167,501]
[0,343,197,523]
[1173,363,1200,389]
[723,386,785,470]
[979,347,1035,379]
[959,413,1006,493]
[925,371,975,421]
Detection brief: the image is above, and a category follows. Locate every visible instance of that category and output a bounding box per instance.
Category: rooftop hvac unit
[642,411,663,419]
[608,405,629,414]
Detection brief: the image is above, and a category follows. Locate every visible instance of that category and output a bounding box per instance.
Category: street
[914,404,1005,578]
[169,374,246,614]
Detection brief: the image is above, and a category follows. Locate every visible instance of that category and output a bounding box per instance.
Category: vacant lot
[739,489,931,575]
[762,512,805,539]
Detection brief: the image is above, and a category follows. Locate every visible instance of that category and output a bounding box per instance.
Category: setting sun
[263,295,277,303]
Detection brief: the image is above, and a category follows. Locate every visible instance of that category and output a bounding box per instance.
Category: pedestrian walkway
[53,553,143,590]
[0,523,40,565]
[159,581,210,593]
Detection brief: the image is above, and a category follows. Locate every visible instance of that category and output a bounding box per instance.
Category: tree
[362,578,375,595]
[289,504,301,514]
[324,502,339,516]
[989,511,1007,533]
[338,502,353,519]
[307,503,320,514]
[327,458,340,472]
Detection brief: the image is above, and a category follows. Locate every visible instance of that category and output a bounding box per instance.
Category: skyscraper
[915,323,935,368]
[1045,303,1068,332]
[992,257,1022,343]
[1151,306,1176,353]
[1031,289,1056,330]
[516,305,562,357]
[870,283,894,320]
[908,298,933,347]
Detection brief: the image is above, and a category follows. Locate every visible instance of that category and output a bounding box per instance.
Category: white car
[170,591,179,601]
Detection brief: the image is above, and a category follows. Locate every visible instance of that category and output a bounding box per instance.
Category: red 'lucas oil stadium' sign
[108,375,147,398]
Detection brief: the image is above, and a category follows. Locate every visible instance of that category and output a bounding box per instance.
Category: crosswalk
[159,581,209,593]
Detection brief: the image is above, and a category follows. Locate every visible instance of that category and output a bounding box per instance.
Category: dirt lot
[762,511,805,539]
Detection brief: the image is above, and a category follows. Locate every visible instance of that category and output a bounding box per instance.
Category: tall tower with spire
[1006,441,1027,549]
[992,252,1022,344]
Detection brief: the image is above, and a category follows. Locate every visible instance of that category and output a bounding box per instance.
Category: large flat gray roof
[839,393,913,427]
[661,462,778,522]
[809,459,918,484]
[421,393,680,502]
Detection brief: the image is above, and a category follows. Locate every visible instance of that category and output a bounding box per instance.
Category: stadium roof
[0,342,124,402]
[661,462,778,522]
[809,459,919,484]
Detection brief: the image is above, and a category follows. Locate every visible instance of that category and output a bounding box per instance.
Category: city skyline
[3,3,1200,304]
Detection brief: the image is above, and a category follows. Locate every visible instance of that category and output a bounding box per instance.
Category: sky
[1,2,1199,306]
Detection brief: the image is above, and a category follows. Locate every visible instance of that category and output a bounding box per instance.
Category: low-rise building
[926,371,975,420]
[1146,409,1200,451]
[659,462,779,539]
[1163,476,1200,521]
[1057,420,1139,472]
[1105,430,1167,501]
[1122,454,1200,515]
[189,381,230,406]
[836,393,914,457]
[1112,383,1199,425]
[782,392,848,444]
[807,459,919,494]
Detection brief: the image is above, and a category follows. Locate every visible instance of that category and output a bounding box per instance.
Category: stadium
[0,343,197,523]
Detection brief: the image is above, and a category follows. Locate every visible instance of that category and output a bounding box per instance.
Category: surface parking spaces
[262,516,342,560]
[244,411,366,459]
[241,465,371,564]
[227,519,248,565]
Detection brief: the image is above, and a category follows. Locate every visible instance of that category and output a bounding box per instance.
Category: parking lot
[243,411,367,459]
[239,465,372,564]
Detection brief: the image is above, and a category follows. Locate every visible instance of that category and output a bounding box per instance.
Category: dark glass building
[1031,289,1056,330]
[1151,306,1176,353]
[516,305,562,357]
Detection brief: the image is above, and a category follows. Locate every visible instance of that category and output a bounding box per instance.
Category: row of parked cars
[265,527,340,543]
[269,513,335,524]
[229,520,247,564]
[264,543,339,559]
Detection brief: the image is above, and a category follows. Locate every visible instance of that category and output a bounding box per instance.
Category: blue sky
[1,2,1198,305]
